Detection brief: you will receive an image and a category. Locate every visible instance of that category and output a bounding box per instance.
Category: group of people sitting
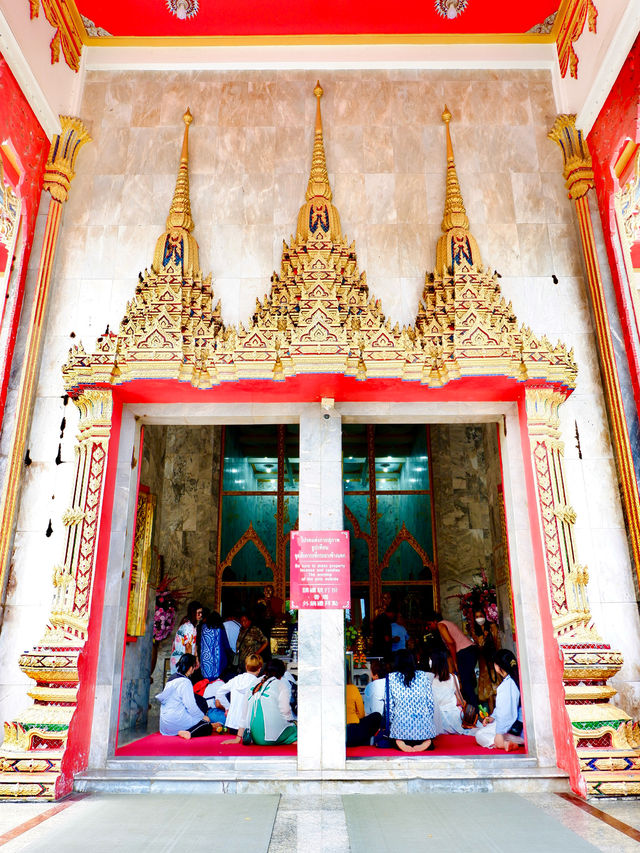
[157,652,297,745]
[346,647,524,753]
[157,600,297,746]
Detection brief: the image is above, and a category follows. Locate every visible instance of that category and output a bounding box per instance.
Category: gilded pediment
[63,87,576,393]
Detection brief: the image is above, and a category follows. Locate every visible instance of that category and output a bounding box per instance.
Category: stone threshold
[74,756,570,794]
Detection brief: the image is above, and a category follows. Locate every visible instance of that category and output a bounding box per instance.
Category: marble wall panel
[431,424,493,626]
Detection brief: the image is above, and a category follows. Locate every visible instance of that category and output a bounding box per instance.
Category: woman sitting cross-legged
[475,648,525,752]
[215,653,264,744]
[247,659,297,745]
[429,649,477,736]
[387,650,437,752]
[345,678,383,747]
[156,653,212,740]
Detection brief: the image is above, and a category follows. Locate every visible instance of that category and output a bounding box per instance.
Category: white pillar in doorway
[297,402,345,771]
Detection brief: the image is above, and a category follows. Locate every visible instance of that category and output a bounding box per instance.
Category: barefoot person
[156,653,212,740]
[387,650,437,752]
[475,649,524,751]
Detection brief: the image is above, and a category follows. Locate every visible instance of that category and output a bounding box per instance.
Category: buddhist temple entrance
[115,416,517,755]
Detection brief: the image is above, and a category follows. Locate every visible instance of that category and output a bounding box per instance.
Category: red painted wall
[588,36,640,412]
[0,53,49,422]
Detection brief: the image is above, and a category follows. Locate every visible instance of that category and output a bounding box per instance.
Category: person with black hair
[363,659,387,716]
[429,649,474,735]
[197,609,232,680]
[387,650,437,752]
[156,653,212,739]
[169,600,202,674]
[247,659,297,745]
[425,610,478,705]
[475,648,524,751]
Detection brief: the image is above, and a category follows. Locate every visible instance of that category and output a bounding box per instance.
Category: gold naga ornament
[62,89,576,395]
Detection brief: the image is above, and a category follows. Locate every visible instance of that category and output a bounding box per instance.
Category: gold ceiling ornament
[62,90,576,395]
[434,0,469,20]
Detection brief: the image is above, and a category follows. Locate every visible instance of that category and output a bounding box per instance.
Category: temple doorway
[115,418,518,753]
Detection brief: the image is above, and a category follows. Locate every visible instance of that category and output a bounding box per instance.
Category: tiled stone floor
[0,793,638,851]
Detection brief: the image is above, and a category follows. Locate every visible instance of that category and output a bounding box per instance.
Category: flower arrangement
[153,575,187,643]
[449,568,498,626]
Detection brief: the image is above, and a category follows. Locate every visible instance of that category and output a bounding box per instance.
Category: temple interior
[118,421,517,745]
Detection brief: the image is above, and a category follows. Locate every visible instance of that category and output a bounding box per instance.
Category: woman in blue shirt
[387,651,437,752]
[475,649,524,751]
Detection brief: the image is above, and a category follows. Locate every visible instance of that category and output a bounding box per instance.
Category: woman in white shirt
[247,659,297,745]
[429,649,475,735]
[475,649,524,751]
[156,653,212,739]
[215,653,263,742]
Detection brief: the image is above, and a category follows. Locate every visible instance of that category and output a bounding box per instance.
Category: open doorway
[116,424,299,755]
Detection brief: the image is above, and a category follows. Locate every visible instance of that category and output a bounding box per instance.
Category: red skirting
[115,731,525,758]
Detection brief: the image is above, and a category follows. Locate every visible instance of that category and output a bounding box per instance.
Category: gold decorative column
[0,389,115,799]
[0,117,90,608]
[549,115,640,594]
[526,387,640,796]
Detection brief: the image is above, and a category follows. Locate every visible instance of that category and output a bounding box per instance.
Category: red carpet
[116,731,525,758]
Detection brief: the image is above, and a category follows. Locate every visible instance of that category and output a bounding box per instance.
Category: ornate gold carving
[556,0,598,79]
[0,389,115,800]
[526,385,640,797]
[62,99,576,397]
[27,0,83,72]
[126,492,156,636]
[0,159,20,256]
[548,115,594,200]
[217,522,279,594]
[62,507,85,526]
[43,117,92,204]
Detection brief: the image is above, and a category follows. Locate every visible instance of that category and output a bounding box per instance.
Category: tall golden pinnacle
[441,105,469,234]
[166,108,195,232]
[306,81,332,202]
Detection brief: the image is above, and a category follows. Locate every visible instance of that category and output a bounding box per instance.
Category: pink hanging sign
[290,530,350,610]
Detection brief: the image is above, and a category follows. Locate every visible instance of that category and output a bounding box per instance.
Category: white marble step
[75,757,570,794]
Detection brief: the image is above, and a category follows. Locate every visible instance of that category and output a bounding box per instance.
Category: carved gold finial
[166,108,195,232]
[440,105,469,234]
[548,114,594,200]
[435,106,480,275]
[296,82,342,242]
[306,81,332,203]
[43,117,91,203]
[152,110,200,275]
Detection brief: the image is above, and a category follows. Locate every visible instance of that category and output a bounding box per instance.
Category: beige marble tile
[511,173,547,223]
[364,173,397,225]
[517,224,554,276]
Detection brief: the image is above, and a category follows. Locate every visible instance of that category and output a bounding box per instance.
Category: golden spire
[153,109,200,276]
[166,108,194,232]
[306,82,332,202]
[435,105,480,275]
[296,82,342,242]
[440,105,469,233]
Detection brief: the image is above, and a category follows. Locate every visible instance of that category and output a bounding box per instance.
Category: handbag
[461,702,479,729]
[373,676,393,749]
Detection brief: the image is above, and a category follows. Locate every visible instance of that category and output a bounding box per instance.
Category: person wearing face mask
[471,608,500,713]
